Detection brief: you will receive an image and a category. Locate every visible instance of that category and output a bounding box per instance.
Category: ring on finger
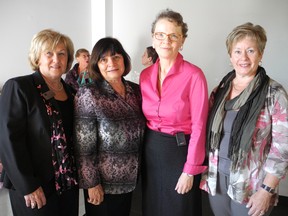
[31,202,36,209]
[260,211,265,215]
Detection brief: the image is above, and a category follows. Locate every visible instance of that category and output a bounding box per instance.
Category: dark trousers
[270,196,288,216]
[84,189,132,216]
[9,186,79,216]
[209,172,273,216]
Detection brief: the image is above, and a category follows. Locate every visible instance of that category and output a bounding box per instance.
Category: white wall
[111,0,288,92]
[1,0,287,92]
[0,0,92,87]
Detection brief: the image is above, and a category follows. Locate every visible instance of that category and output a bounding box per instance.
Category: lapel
[32,71,74,110]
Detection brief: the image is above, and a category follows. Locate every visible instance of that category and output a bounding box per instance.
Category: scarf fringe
[210,132,221,152]
[230,149,248,171]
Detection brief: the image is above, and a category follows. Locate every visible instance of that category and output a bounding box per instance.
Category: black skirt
[142,128,202,216]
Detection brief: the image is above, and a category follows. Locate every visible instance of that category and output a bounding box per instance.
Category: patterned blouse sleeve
[74,86,100,189]
[264,83,288,178]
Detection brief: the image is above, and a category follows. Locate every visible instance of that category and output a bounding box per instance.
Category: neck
[78,65,87,74]
[159,58,176,73]
[43,76,63,92]
[109,80,125,98]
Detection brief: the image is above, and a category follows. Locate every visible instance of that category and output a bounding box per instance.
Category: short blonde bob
[28,29,74,72]
[226,22,267,56]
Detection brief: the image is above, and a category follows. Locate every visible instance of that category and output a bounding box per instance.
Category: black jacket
[0,71,75,196]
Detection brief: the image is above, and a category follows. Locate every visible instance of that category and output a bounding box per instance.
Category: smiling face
[230,36,263,78]
[97,51,125,82]
[153,18,185,61]
[38,43,68,80]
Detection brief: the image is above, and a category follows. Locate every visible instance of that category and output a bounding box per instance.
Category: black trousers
[209,172,273,216]
[9,186,79,216]
[83,189,132,216]
[270,196,288,216]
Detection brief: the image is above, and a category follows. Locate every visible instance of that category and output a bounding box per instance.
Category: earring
[179,46,183,51]
[259,61,262,66]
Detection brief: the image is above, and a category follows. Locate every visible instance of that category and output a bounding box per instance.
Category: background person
[140,9,209,216]
[200,22,288,216]
[65,48,91,91]
[141,46,158,67]
[0,29,79,216]
[74,37,146,216]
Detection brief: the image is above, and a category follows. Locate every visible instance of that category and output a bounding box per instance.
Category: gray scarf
[206,67,270,170]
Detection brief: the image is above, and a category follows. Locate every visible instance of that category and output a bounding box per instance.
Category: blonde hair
[226,22,267,56]
[28,29,74,72]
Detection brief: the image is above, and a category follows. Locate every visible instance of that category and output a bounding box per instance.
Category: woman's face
[38,43,68,80]
[230,37,263,77]
[141,49,151,66]
[76,52,90,69]
[97,51,125,82]
[153,18,184,61]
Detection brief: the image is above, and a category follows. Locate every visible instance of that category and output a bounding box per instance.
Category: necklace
[44,78,64,92]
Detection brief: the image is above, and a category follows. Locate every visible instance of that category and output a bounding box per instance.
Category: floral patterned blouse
[74,78,146,194]
[200,79,288,204]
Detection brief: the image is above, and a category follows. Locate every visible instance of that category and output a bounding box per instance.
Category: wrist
[183,172,193,177]
[260,183,275,194]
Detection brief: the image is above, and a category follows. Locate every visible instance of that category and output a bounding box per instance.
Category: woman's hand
[87,184,104,205]
[246,189,273,216]
[175,172,194,194]
[24,187,46,209]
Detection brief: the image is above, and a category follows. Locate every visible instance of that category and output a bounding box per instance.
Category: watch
[260,183,275,194]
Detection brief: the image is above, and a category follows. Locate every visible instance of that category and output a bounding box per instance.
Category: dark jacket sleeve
[0,77,53,196]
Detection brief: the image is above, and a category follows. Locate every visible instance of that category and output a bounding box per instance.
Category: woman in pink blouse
[140,9,208,216]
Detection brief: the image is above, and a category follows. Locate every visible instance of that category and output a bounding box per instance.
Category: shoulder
[125,80,139,88]
[125,80,141,95]
[269,79,287,92]
[267,79,288,103]
[2,74,34,91]
[182,60,204,76]
[140,65,154,79]
[65,64,78,78]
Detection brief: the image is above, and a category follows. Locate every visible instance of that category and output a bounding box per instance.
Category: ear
[181,37,186,44]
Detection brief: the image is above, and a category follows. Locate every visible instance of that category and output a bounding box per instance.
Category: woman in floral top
[74,37,146,216]
[200,22,288,216]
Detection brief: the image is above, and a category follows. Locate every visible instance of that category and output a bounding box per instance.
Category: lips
[239,63,250,67]
[107,68,119,72]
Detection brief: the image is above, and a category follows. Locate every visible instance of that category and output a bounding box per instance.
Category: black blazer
[0,71,75,196]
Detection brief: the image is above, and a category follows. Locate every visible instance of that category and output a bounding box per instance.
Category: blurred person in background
[65,48,92,91]
[141,46,158,67]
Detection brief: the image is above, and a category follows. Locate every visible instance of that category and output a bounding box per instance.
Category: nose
[106,57,116,66]
[240,51,248,59]
[52,53,59,62]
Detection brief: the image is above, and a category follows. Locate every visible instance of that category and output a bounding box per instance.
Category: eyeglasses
[153,32,182,42]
